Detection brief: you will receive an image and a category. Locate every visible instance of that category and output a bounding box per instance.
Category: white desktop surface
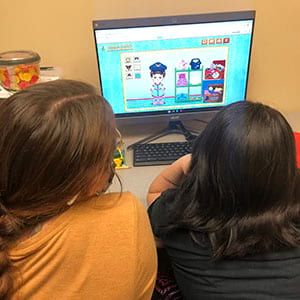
[110,112,300,206]
[109,120,201,207]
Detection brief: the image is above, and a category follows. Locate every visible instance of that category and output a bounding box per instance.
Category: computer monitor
[93,11,255,128]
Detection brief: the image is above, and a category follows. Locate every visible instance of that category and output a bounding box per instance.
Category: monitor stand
[127,120,198,150]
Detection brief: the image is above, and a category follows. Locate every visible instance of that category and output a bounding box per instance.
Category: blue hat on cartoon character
[149,62,167,72]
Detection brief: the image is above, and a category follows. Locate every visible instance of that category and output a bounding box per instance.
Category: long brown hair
[0,80,116,298]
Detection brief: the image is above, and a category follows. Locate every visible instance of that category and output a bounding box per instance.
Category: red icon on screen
[202,39,208,45]
[223,37,230,43]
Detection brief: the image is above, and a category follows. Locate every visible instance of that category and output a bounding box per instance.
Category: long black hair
[168,101,300,258]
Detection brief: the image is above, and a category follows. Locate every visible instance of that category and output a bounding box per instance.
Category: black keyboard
[133,141,193,166]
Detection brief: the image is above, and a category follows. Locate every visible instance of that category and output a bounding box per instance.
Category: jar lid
[0,50,41,66]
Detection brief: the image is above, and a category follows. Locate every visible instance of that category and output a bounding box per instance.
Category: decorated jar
[0,50,41,91]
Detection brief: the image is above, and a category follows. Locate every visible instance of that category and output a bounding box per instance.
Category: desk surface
[110,112,300,206]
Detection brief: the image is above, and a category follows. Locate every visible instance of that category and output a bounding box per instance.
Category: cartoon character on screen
[149,62,167,105]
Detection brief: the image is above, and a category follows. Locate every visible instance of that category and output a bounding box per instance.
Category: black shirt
[148,189,300,300]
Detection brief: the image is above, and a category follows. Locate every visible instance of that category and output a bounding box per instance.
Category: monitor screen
[93,11,255,119]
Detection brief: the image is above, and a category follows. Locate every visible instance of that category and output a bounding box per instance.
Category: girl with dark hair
[148,101,300,299]
[0,80,157,299]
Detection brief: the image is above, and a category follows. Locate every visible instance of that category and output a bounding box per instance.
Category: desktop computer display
[93,11,255,119]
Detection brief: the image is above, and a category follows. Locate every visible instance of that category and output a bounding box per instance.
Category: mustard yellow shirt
[10,192,157,300]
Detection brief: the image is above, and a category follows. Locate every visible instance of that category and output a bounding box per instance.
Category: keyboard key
[133,141,193,166]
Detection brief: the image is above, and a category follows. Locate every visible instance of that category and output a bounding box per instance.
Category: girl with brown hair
[0,80,157,299]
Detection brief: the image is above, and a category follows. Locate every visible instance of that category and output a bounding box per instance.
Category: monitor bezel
[93,10,255,119]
